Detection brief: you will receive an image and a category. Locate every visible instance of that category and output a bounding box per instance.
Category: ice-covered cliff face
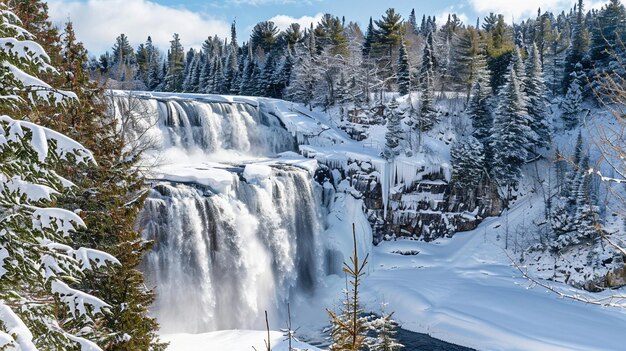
[112,92,327,333]
[139,167,323,333]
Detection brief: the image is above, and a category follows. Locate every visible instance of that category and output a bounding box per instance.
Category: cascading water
[139,168,323,333]
[115,92,327,334]
[113,95,297,159]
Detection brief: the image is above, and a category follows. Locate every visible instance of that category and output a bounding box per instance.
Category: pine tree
[561,64,584,129]
[327,224,370,351]
[39,20,168,351]
[284,23,303,49]
[573,155,600,242]
[363,17,375,58]
[374,8,404,77]
[590,0,626,70]
[165,33,185,92]
[366,303,403,351]
[397,40,410,95]
[315,14,348,56]
[454,27,489,95]
[490,67,536,187]
[418,32,438,131]
[451,136,486,188]
[383,100,403,159]
[467,77,493,144]
[251,21,279,53]
[563,0,589,92]
[0,7,119,349]
[408,9,418,35]
[510,46,527,91]
[524,43,551,148]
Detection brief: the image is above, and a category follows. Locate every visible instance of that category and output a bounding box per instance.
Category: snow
[52,280,110,318]
[31,207,85,236]
[243,164,273,184]
[120,91,626,351]
[163,330,322,351]
[0,304,37,351]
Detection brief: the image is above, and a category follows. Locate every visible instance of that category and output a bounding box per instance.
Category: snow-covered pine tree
[573,155,600,242]
[164,33,185,92]
[490,66,536,188]
[451,136,486,188]
[383,100,403,160]
[510,45,527,91]
[146,37,163,90]
[590,0,626,74]
[366,303,403,351]
[561,63,584,129]
[467,78,493,142]
[418,32,438,131]
[0,7,118,349]
[562,0,589,92]
[524,43,551,148]
[454,26,489,96]
[199,55,212,93]
[225,46,239,94]
[182,52,199,92]
[397,39,410,95]
[286,42,316,108]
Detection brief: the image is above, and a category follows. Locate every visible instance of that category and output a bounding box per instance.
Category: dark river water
[395,327,475,351]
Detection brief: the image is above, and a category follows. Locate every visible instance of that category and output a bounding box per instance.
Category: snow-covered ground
[164,202,626,351]
[117,91,626,350]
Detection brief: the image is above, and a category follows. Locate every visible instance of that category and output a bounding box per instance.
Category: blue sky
[45,0,617,55]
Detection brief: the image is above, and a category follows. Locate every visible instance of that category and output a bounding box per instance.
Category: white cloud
[436,7,470,28]
[267,13,324,32]
[47,0,230,55]
[227,0,320,5]
[468,0,624,22]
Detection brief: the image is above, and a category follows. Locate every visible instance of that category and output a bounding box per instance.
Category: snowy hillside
[109,89,626,351]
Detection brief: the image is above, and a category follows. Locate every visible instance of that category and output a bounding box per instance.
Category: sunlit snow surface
[112,91,626,350]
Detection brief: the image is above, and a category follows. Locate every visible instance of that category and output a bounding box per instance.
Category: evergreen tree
[590,0,626,70]
[366,303,403,351]
[225,47,239,94]
[562,0,589,92]
[383,100,403,159]
[408,9,418,35]
[327,225,370,351]
[451,136,486,188]
[468,78,493,144]
[561,64,584,129]
[251,21,279,53]
[524,43,551,148]
[418,32,438,131]
[363,17,376,58]
[315,14,348,56]
[397,40,410,95]
[374,8,404,78]
[511,46,527,86]
[230,20,238,49]
[490,67,536,187]
[0,7,120,349]
[454,27,489,95]
[165,33,185,92]
[284,23,303,49]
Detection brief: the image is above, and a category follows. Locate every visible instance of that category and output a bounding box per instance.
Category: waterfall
[112,95,297,159]
[118,92,327,334]
[139,169,323,333]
